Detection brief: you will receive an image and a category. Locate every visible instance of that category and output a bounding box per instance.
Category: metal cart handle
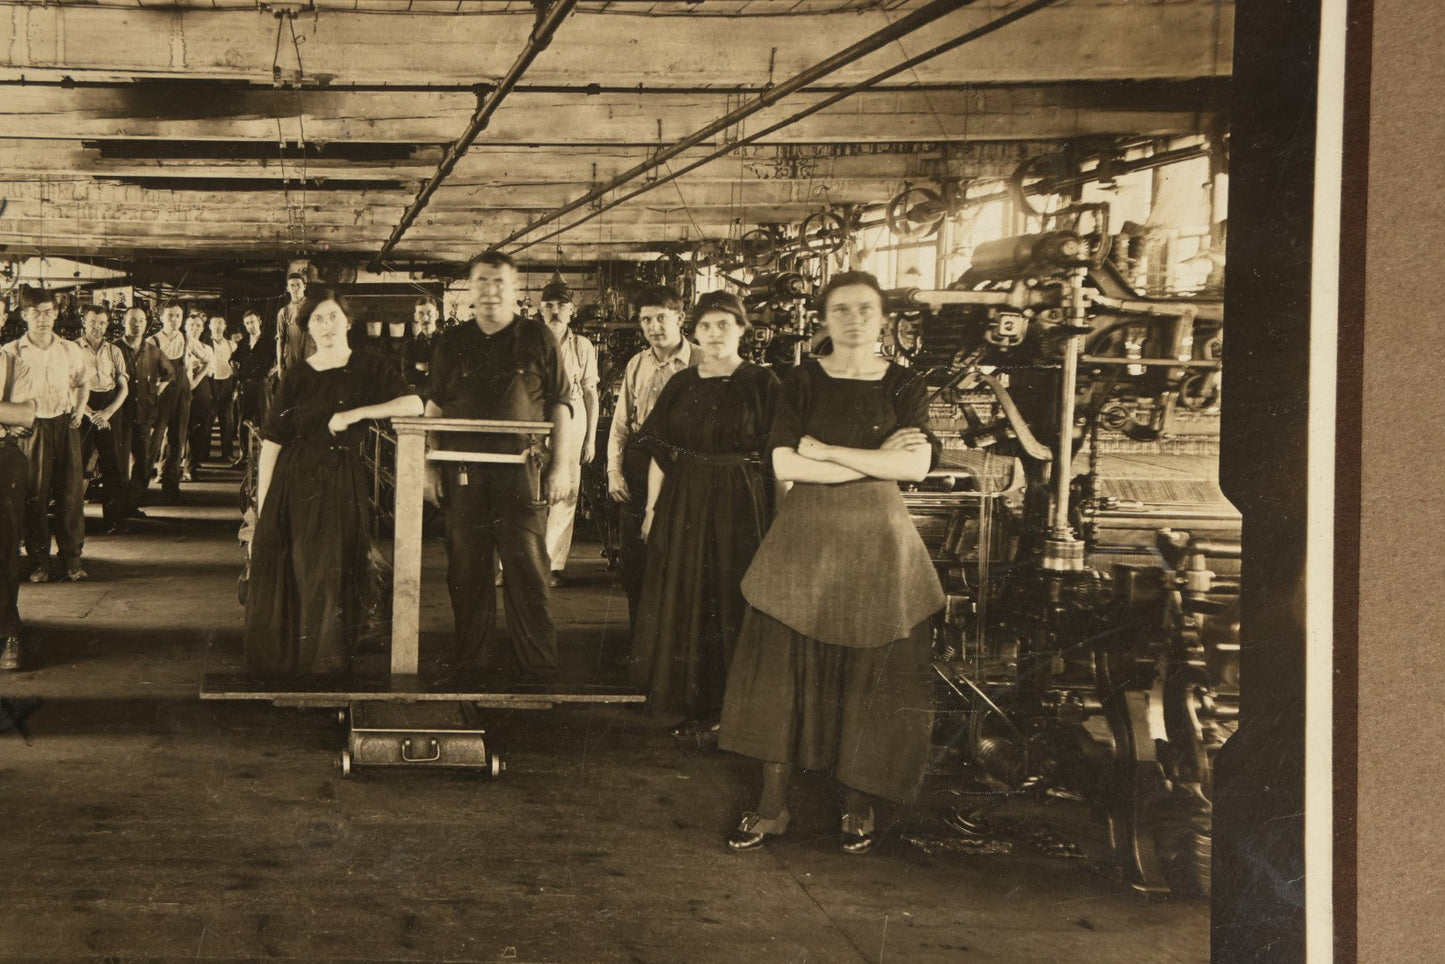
[400,738,441,763]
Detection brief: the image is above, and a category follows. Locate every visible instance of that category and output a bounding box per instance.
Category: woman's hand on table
[327,410,356,435]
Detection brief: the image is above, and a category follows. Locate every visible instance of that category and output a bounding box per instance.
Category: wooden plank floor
[0,469,1209,962]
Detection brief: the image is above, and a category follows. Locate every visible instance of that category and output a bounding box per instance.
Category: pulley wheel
[885,187,945,240]
[799,210,850,255]
[1009,153,1073,219]
[739,228,779,268]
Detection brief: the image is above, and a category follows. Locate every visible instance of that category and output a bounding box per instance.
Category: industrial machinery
[891,219,1235,897]
[737,270,819,367]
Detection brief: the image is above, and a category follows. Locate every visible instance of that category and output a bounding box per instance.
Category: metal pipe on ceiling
[504,0,1066,257]
[372,0,579,267]
[486,0,979,256]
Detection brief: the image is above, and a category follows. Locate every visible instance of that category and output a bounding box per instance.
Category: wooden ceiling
[0,0,1233,271]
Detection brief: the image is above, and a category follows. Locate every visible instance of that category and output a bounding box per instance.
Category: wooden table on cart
[202,415,645,776]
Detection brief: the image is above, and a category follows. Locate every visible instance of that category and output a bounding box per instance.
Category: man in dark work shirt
[424,251,575,683]
[405,297,441,391]
[274,272,312,378]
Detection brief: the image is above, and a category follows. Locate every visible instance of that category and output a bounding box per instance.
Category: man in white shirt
[182,311,215,481]
[539,281,599,588]
[3,287,93,582]
[78,305,130,533]
[606,285,695,636]
[206,315,238,465]
[148,301,192,502]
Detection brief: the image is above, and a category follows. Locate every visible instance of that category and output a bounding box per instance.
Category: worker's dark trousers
[0,444,27,637]
[235,376,265,463]
[210,375,235,462]
[151,379,191,494]
[616,442,652,631]
[80,389,127,527]
[185,377,213,474]
[122,405,154,515]
[22,415,85,573]
[443,464,558,679]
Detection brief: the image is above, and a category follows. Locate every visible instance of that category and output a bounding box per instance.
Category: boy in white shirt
[3,287,92,582]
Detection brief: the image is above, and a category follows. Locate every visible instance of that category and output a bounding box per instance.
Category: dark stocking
[842,785,874,821]
[758,762,792,819]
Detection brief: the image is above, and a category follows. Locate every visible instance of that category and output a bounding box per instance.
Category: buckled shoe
[726,809,790,852]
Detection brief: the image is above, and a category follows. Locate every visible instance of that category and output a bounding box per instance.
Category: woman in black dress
[632,291,780,734]
[244,288,423,677]
[719,271,945,854]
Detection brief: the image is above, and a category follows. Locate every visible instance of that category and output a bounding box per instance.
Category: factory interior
[0,1,1321,961]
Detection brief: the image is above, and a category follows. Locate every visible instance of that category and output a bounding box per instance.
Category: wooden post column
[390,417,428,677]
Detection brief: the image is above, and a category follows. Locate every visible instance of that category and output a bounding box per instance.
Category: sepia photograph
[0,0,1344,960]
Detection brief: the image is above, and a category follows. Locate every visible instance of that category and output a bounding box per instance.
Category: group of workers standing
[0,287,271,672]
[0,280,445,676]
[238,253,945,855]
[143,300,271,505]
[2,255,944,855]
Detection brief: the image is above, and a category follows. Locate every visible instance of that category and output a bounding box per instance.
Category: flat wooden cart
[203,415,645,776]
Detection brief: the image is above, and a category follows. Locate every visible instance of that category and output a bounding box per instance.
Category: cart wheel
[338,748,352,778]
[489,753,504,779]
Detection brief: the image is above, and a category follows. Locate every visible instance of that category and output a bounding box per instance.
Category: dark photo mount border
[1212,0,1361,959]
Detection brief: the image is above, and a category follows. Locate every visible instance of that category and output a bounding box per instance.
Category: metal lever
[973,372,1053,462]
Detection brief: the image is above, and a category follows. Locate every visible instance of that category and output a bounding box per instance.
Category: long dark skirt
[718,608,935,804]
[632,457,769,722]
[244,443,369,677]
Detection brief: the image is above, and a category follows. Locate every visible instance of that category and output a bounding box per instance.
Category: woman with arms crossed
[719,271,945,854]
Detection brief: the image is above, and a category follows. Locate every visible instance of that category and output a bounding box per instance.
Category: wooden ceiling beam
[0,214,773,241]
[0,140,443,179]
[0,235,680,262]
[0,176,974,212]
[0,212,818,244]
[0,86,1220,145]
[0,4,1233,88]
[0,138,1069,183]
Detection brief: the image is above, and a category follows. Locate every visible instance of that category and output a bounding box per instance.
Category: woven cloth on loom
[1090,448,1233,510]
